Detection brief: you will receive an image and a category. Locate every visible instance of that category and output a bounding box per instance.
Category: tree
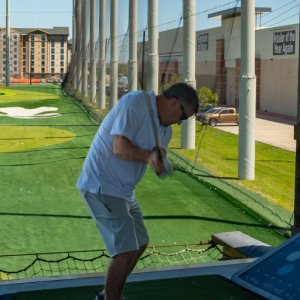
[197,87,218,108]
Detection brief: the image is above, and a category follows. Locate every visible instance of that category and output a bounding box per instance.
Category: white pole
[147,0,158,93]
[109,0,118,108]
[72,0,76,56]
[98,0,106,109]
[238,0,256,180]
[6,0,10,87]
[128,0,138,91]
[181,0,196,149]
[75,0,82,92]
[90,0,97,103]
[81,0,89,98]
[67,0,76,89]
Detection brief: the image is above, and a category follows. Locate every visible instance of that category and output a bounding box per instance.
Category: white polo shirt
[76,90,172,199]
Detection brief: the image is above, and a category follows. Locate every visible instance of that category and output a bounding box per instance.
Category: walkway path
[215,115,296,152]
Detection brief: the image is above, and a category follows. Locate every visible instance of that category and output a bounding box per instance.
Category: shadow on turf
[143,215,286,229]
[0,212,287,230]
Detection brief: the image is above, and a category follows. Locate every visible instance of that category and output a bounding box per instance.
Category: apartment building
[0,26,69,81]
[0,28,21,79]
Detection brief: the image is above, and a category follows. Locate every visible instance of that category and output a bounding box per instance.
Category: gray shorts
[80,191,149,257]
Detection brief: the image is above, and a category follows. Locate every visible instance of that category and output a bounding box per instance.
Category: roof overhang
[208,7,271,20]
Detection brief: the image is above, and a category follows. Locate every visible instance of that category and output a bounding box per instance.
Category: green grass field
[0,85,289,276]
[170,124,295,211]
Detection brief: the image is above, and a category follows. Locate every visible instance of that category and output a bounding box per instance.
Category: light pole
[30,47,34,85]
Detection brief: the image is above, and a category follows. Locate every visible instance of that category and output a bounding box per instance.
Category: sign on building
[197,33,209,51]
[273,30,295,55]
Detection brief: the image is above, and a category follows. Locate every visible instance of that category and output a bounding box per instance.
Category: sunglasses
[180,104,188,121]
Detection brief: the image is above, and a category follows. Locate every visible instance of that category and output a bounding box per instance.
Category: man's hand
[148,147,165,175]
[113,135,166,174]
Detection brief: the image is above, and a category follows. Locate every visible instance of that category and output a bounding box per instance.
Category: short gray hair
[162,82,199,115]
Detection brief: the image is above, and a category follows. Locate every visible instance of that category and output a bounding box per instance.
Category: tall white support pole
[6,0,10,87]
[110,0,118,108]
[238,0,256,180]
[98,0,106,109]
[181,0,196,149]
[90,0,97,103]
[292,13,300,235]
[147,0,158,93]
[128,0,138,91]
[81,0,89,98]
[68,0,76,89]
[72,0,76,56]
[75,0,82,92]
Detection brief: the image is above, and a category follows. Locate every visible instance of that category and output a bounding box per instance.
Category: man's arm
[113,135,165,174]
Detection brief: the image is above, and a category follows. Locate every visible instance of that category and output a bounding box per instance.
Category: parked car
[196,105,214,121]
[201,107,239,126]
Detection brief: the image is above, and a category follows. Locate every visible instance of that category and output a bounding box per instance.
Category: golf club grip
[153,146,163,161]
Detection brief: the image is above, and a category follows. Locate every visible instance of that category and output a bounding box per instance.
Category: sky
[0,0,299,39]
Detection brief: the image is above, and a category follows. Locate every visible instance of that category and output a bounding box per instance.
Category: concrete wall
[260,58,297,116]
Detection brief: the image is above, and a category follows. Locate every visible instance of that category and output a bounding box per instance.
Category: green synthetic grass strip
[12,275,263,300]
[0,86,60,103]
[0,126,75,152]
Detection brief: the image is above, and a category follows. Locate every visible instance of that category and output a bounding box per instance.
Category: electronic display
[232,233,300,300]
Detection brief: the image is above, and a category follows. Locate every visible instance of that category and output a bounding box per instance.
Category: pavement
[214,114,296,152]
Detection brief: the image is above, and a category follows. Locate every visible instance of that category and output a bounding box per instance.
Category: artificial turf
[0,85,287,276]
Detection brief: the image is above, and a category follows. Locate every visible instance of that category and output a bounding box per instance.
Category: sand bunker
[0,106,61,119]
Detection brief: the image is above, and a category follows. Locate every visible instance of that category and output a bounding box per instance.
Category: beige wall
[260,59,297,116]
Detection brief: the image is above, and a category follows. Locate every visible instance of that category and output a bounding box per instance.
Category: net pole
[146,0,158,93]
[75,0,82,93]
[5,0,11,87]
[109,0,119,108]
[181,0,196,149]
[128,0,138,91]
[238,0,256,180]
[90,0,97,103]
[292,7,300,235]
[98,0,107,109]
[81,0,89,99]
